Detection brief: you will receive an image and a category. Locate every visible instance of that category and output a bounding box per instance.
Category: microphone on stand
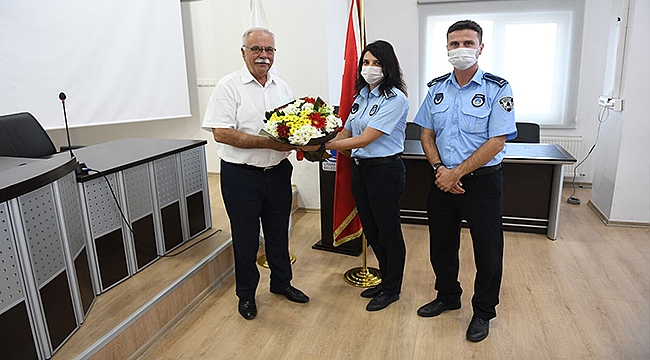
[59,92,75,157]
[59,92,88,175]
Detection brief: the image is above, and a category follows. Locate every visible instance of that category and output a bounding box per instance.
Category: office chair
[405,122,422,140]
[508,122,540,143]
[0,112,58,158]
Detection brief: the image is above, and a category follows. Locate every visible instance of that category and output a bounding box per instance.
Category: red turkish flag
[333,0,363,246]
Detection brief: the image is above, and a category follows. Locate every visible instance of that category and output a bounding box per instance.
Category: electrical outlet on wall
[598,95,624,111]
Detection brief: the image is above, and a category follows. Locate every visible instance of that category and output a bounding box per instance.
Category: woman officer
[327,40,409,311]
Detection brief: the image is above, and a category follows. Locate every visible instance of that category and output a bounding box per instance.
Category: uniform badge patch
[472,94,485,107]
[369,104,379,116]
[351,103,359,114]
[498,96,514,112]
[434,93,444,105]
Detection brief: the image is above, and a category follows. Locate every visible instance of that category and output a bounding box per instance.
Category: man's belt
[353,154,401,167]
[231,159,286,173]
[462,163,502,178]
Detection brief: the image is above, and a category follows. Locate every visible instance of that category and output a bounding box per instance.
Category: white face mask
[447,47,479,70]
[361,66,384,85]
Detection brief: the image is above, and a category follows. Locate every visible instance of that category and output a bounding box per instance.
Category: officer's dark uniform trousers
[427,167,504,320]
[220,158,293,301]
[351,156,406,296]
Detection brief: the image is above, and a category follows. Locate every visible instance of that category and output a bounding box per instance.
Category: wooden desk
[400,141,576,240]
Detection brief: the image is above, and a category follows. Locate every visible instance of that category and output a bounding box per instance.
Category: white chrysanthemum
[262,121,279,137]
[325,114,342,132]
[289,124,321,145]
[322,105,334,114]
[301,102,314,112]
[283,103,299,115]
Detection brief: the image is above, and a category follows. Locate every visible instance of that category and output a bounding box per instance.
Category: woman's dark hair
[355,40,407,97]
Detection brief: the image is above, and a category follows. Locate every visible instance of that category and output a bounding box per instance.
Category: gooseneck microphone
[59,92,75,158]
[59,92,88,175]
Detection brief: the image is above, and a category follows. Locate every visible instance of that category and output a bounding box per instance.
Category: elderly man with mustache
[202,27,309,320]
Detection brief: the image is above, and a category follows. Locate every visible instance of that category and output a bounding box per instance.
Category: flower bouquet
[260,96,341,161]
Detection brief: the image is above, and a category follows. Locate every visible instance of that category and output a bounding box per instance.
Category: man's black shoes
[270,285,310,303]
[366,293,399,311]
[360,285,383,298]
[417,299,461,317]
[238,299,257,320]
[466,316,490,342]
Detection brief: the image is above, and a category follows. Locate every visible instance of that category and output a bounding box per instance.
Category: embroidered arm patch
[498,96,514,112]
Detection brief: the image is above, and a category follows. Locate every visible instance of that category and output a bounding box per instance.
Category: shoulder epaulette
[427,73,451,87]
[385,89,396,99]
[483,73,508,87]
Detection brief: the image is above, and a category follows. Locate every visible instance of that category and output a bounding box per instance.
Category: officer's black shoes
[366,293,399,311]
[466,316,490,342]
[416,299,461,317]
[238,299,257,320]
[360,285,383,298]
[270,285,310,303]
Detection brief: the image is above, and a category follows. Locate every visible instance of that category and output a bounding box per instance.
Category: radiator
[540,136,583,176]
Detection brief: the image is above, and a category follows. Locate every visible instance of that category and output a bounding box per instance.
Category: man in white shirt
[202,27,309,320]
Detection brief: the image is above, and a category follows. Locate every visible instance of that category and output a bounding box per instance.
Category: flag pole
[343,0,380,288]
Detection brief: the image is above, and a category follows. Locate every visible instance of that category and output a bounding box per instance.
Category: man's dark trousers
[220,159,293,301]
[426,168,504,320]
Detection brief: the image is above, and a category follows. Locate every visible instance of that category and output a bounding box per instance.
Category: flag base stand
[344,266,381,287]
[343,233,381,287]
[257,253,297,268]
[312,238,361,256]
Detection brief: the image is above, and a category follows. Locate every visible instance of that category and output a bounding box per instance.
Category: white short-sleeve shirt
[202,66,294,167]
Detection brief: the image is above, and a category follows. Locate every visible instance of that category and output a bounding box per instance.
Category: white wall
[43,0,647,221]
[590,0,650,223]
[184,0,329,209]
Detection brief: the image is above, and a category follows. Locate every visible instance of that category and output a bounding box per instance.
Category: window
[419,0,584,128]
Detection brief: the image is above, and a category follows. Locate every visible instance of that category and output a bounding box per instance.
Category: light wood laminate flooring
[140,185,649,360]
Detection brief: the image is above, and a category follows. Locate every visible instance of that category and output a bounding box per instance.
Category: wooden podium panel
[312,158,362,256]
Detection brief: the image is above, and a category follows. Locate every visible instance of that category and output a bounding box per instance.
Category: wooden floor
[138,185,649,360]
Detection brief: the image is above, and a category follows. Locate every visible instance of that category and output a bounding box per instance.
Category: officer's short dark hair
[447,20,483,43]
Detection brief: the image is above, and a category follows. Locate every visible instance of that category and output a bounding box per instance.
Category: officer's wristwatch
[431,162,444,174]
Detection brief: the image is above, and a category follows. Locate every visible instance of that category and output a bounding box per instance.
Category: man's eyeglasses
[242,45,276,54]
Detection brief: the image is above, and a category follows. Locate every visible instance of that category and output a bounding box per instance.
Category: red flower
[277,123,290,138]
[302,97,315,104]
[308,113,326,129]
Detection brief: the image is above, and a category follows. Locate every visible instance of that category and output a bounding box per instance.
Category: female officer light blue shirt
[325,40,408,312]
[345,85,407,158]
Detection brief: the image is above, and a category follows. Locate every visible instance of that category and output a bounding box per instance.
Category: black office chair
[507,122,540,143]
[0,112,58,158]
[405,122,422,140]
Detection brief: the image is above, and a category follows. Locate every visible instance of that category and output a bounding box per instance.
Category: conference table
[1,155,93,359]
[400,140,576,240]
[0,137,211,360]
[67,138,212,293]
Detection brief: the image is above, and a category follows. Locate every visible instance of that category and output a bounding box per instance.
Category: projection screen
[0,1,191,129]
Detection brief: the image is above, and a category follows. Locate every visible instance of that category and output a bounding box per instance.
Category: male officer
[413,20,516,342]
